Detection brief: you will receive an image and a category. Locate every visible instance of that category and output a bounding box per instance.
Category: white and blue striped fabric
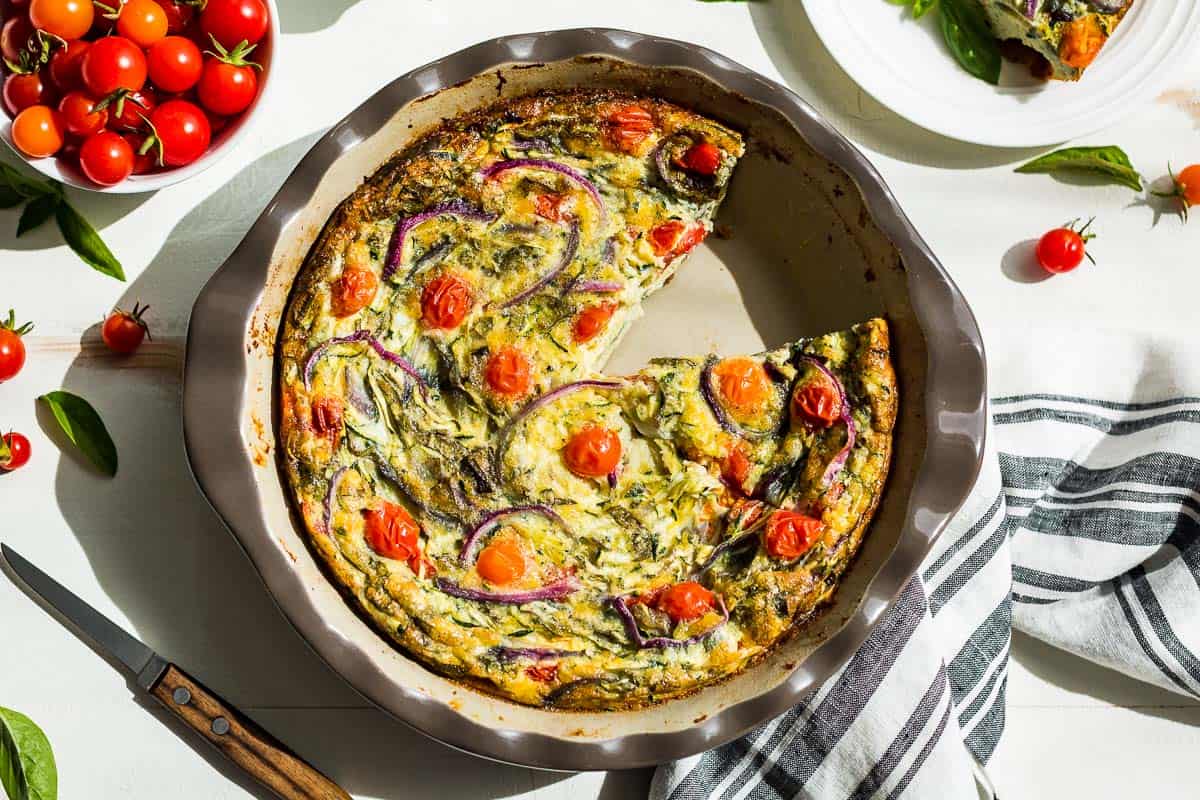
[652,327,1200,799]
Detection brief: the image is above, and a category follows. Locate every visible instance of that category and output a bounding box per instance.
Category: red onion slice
[436,574,581,604]
[608,594,729,649]
[569,279,623,294]
[492,646,582,662]
[1024,0,1036,16]
[494,221,580,309]
[493,379,627,477]
[383,201,496,281]
[459,504,569,565]
[480,159,606,222]
[303,330,428,398]
[796,355,857,488]
[322,466,351,536]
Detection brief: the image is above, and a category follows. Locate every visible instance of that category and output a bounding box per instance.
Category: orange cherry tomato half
[11,105,64,158]
[648,220,707,259]
[605,104,654,153]
[330,265,378,318]
[29,0,94,40]
[362,501,421,566]
[674,142,721,176]
[484,346,532,397]
[476,539,526,586]
[420,273,472,329]
[656,582,717,622]
[792,379,841,428]
[764,510,823,560]
[563,424,621,478]
[572,301,618,344]
[713,357,771,414]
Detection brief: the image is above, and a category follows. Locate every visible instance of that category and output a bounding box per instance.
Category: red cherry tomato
[330,264,378,318]
[0,432,31,472]
[105,87,156,131]
[57,91,107,136]
[146,36,202,93]
[533,192,568,222]
[572,302,618,344]
[484,346,532,397]
[100,302,151,353]
[0,311,33,383]
[656,582,717,622]
[420,273,472,329]
[525,664,558,683]
[476,539,526,585]
[79,131,133,186]
[199,0,269,49]
[563,424,622,479]
[792,372,841,428]
[1,17,34,65]
[11,104,64,157]
[82,36,147,96]
[29,0,93,40]
[1036,220,1094,274]
[152,0,195,33]
[147,99,209,166]
[722,442,751,490]
[48,39,90,91]
[605,103,654,153]
[362,501,423,571]
[764,510,823,560]
[713,357,771,414]
[648,219,707,259]
[309,395,343,446]
[122,132,158,173]
[3,71,53,116]
[116,0,168,47]
[674,142,722,176]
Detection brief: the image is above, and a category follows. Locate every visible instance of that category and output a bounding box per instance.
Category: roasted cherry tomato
[476,539,526,586]
[0,311,33,383]
[674,141,721,176]
[722,441,751,490]
[29,0,94,40]
[572,301,617,343]
[1036,218,1095,274]
[310,396,343,446]
[1059,15,1105,70]
[1,17,34,65]
[0,432,31,472]
[420,273,472,329]
[82,36,147,96]
[147,99,209,166]
[11,104,64,157]
[648,219,706,259]
[153,0,195,33]
[199,0,269,49]
[330,264,378,318]
[484,346,532,397]
[57,91,106,136]
[362,501,422,570]
[116,0,168,47]
[713,357,771,414]
[563,424,621,479]
[533,192,568,222]
[792,377,841,428]
[146,35,202,93]
[196,38,259,115]
[3,72,53,116]
[79,130,133,185]
[656,582,717,622]
[764,510,823,560]
[605,103,654,153]
[525,664,558,683]
[101,302,151,353]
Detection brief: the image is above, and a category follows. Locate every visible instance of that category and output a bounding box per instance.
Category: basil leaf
[0,707,58,800]
[38,391,119,477]
[1015,145,1144,191]
[54,202,126,281]
[16,194,60,237]
[0,162,53,199]
[939,0,1001,84]
[0,185,22,209]
[913,0,937,18]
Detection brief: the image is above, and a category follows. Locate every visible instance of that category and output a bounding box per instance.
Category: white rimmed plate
[801,0,1200,147]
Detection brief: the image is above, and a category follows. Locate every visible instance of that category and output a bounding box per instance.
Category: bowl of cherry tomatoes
[0,0,278,192]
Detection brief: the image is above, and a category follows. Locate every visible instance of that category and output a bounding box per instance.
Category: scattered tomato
[476,539,526,585]
[148,98,209,165]
[100,301,151,353]
[48,38,90,91]
[199,0,269,49]
[0,310,33,383]
[563,424,621,479]
[484,346,532,397]
[57,90,107,136]
[420,273,472,329]
[648,219,706,259]
[713,357,770,414]
[572,301,617,343]
[656,582,717,622]
[674,141,721,176]
[330,264,378,318]
[146,35,202,93]
[29,0,94,40]
[1,16,34,65]
[764,510,823,560]
[3,71,53,116]
[0,432,31,472]
[362,501,424,572]
[792,374,841,428]
[80,130,134,185]
[82,36,147,96]
[116,0,168,47]
[11,104,64,157]
[1036,218,1095,274]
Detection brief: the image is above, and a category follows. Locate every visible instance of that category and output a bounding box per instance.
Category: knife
[1,544,351,800]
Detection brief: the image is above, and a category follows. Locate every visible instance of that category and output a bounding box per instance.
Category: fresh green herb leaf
[938,0,1001,84]
[0,186,23,209]
[0,162,53,199]
[913,0,937,16]
[54,202,126,281]
[16,194,60,237]
[1015,146,1144,191]
[0,707,58,800]
[38,391,119,477]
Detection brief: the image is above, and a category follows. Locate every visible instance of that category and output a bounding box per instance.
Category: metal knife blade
[2,543,168,690]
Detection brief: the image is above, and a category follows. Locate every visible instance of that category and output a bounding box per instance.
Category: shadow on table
[276,0,361,34]
[42,134,584,799]
[746,0,1045,169]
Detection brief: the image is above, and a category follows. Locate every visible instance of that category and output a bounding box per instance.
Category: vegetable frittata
[979,0,1133,80]
[277,90,897,709]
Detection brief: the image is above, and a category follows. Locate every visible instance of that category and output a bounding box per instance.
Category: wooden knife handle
[151,664,351,800]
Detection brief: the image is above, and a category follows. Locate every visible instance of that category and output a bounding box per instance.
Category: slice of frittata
[978,0,1133,81]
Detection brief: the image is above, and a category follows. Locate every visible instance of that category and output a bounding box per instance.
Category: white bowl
[0,0,280,194]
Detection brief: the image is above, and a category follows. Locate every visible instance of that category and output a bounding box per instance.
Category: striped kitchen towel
[651,327,1200,799]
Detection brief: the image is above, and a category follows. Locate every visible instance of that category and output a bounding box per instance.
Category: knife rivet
[172,687,191,706]
[211,717,230,736]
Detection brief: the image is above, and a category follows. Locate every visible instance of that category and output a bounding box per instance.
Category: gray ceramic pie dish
[182,28,986,771]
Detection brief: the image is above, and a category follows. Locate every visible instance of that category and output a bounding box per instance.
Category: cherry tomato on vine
[0,311,33,383]
[101,302,151,353]
[116,0,168,47]
[11,104,64,157]
[656,582,717,622]
[148,99,209,166]
[82,36,147,96]
[196,42,259,116]
[1036,218,1096,274]
[1,17,34,65]
[3,71,53,116]
[103,87,156,131]
[0,432,31,472]
[29,0,94,40]
[199,0,269,50]
[48,38,90,91]
[420,273,471,329]
[57,91,106,136]
[484,346,532,397]
[146,35,202,92]
[80,131,133,185]
[123,132,158,173]
[563,424,621,479]
[476,540,526,586]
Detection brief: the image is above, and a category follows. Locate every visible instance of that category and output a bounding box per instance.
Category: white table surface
[2,1,1199,798]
